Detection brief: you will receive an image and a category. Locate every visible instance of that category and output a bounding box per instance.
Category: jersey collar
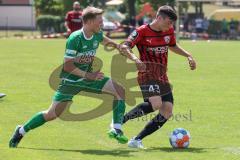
[82,28,93,40]
[147,24,162,33]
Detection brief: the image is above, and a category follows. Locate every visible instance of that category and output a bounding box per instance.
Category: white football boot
[128,137,146,149]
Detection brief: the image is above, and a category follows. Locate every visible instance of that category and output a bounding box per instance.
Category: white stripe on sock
[19,126,26,136]
[113,123,122,130]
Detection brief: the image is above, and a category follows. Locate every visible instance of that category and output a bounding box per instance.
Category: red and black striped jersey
[125,24,176,84]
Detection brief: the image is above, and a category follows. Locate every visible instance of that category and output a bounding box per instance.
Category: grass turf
[0,39,239,160]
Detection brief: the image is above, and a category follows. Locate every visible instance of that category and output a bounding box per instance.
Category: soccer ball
[169,128,190,148]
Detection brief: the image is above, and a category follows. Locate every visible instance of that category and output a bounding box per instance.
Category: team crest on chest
[93,40,98,48]
[164,36,170,44]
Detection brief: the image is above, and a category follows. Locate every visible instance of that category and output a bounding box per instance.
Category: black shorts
[140,80,174,104]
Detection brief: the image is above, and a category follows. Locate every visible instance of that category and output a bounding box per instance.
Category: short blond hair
[82,6,104,23]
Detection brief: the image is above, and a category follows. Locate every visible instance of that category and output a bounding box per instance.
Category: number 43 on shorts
[148,84,160,93]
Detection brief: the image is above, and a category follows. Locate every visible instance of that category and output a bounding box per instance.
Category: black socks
[135,113,167,140]
[122,102,154,124]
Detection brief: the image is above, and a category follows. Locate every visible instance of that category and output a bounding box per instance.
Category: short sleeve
[98,30,104,42]
[124,29,142,48]
[65,12,70,21]
[64,36,78,59]
[169,29,176,46]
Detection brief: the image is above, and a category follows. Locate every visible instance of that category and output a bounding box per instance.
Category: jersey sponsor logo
[77,50,96,57]
[129,30,138,41]
[164,36,170,44]
[76,55,95,64]
[146,46,168,54]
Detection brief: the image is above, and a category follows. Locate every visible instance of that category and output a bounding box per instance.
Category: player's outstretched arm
[101,35,121,51]
[169,44,197,70]
[101,35,137,61]
[119,44,146,71]
[101,36,145,71]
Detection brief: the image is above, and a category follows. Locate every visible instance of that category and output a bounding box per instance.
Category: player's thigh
[101,78,125,99]
[79,77,109,94]
[53,79,82,102]
[159,92,174,119]
[54,77,109,101]
[140,81,163,110]
[148,96,163,111]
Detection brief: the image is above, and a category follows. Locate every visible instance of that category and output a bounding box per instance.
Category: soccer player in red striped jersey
[65,1,83,36]
[121,5,197,149]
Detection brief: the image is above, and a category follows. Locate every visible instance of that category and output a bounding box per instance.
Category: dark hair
[157,5,177,21]
[82,6,104,23]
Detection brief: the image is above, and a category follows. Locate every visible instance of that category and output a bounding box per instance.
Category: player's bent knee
[42,110,57,121]
[149,97,162,111]
[160,103,173,119]
[102,79,125,99]
[164,112,173,119]
[112,82,125,100]
[150,102,162,110]
[116,85,125,99]
[159,109,172,119]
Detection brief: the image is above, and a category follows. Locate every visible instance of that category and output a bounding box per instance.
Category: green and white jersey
[60,29,104,81]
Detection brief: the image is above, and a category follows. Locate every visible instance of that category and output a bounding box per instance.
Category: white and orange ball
[169,128,190,148]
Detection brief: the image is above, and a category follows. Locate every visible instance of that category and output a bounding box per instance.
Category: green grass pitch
[0,39,239,160]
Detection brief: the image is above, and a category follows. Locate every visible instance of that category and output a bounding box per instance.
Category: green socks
[23,112,46,132]
[113,100,126,124]
[21,101,126,133]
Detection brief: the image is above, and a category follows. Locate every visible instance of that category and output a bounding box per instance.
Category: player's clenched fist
[187,56,197,70]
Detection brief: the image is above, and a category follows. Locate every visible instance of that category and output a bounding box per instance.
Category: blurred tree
[179,1,189,14]
[127,0,136,17]
[191,1,203,16]
[35,0,64,16]
[119,3,127,14]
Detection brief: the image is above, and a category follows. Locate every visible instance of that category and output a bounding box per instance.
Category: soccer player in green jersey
[9,6,144,148]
